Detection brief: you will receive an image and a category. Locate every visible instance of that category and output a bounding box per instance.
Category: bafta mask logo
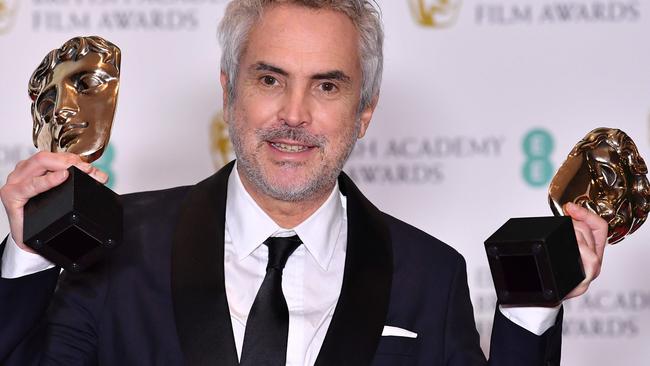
[0,0,19,35]
[28,36,121,163]
[408,0,462,28]
[210,111,235,169]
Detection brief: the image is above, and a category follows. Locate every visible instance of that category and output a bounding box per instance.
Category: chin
[267,173,309,190]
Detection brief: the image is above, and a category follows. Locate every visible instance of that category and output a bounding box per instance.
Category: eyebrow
[253,62,352,83]
[312,70,351,83]
[254,62,288,76]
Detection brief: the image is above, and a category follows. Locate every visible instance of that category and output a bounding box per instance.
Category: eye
[260,75,278,87]
[36,90,56,124]
[77,73,108,93]
[319,82,338,93]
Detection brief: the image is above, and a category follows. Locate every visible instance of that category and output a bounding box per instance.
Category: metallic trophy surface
[23,36,123,272]
[549,128,650,244]
[485,127,649,305]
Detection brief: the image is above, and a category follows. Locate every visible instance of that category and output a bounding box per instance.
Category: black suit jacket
[0,162,562,365]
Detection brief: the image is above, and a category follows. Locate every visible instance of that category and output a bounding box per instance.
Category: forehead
[242,4,361,74]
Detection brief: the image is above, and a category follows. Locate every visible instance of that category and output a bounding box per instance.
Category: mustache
[256,126,327,148]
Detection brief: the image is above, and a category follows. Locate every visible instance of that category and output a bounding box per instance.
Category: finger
[565,202,607,263]
[86,165,109,184]
[573,219,596,255]
[578,229,602,279]
[564,202,608,246]
[564,232,600,300]
[7,152,85,184]
[10,170,70,204]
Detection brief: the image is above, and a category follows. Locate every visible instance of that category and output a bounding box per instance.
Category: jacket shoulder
[381,212,466,270]
[120,186,191,222]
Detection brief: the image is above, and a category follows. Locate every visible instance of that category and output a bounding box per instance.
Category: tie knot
[264,235,302,270]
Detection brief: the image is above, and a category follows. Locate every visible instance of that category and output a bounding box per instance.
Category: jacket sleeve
[442,254,563,366]
[0,238,59,365]
[38,257,109,365]
[442,255,489,365]
[0,236,109,366]
[488,303,563,366]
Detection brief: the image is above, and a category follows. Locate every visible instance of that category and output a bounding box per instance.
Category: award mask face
[28,36,121,163]
[549,128,650,244]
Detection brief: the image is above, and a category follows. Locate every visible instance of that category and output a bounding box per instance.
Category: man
[0,1,607,365]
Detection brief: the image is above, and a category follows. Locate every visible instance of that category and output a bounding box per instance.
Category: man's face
[33,51,119,162]
[223,4,375,202]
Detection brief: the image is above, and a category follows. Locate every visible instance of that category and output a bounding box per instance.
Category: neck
[238,172,335,229]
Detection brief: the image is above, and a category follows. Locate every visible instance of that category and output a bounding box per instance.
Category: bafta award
[22,36,122,272]
[485,128,650,305]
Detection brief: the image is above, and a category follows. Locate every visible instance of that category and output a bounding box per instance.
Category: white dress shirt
[1,165,560,364]
[224,166,347,365]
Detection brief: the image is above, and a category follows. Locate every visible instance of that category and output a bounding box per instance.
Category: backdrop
[1,0,649,364]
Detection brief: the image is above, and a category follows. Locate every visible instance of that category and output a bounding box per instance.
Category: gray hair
[218,0,383,112]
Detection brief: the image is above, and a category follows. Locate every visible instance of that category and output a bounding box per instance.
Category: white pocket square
[381,325,418,339]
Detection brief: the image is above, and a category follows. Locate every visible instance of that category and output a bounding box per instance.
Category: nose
[53,84,79,124]
[278,85,312,127]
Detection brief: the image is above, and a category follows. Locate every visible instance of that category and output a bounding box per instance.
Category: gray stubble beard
[228,113,360,203]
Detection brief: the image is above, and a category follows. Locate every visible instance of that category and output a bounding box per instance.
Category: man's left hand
[563,202,608,300]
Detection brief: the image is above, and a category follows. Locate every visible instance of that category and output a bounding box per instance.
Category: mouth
[268,139,316,154]
[57,122,89,149]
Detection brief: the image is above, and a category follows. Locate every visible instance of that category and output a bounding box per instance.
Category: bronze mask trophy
[23,36,122,272]
[485,128,650,305]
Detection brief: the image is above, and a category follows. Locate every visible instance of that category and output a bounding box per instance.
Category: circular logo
[210,111,235,170]
[408,0,462,28]
[522,129,555,187]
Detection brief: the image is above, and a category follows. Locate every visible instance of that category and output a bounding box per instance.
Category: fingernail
[59,170,69,180]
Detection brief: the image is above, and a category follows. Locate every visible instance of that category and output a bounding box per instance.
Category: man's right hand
[0,152,108,253]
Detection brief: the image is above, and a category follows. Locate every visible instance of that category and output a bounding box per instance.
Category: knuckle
[64,153,81,164]
[5,171,16,184]
[65,157,78,166]
[33,151,49,162]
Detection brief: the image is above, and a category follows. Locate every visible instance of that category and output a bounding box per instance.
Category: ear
[220,71,230,123]
[357,96,379,139]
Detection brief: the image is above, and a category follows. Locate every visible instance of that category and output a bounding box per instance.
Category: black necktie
[240,235,302,366]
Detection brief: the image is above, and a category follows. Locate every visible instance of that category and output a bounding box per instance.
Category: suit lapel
[315,173,393,366]
[171,161,238,366]
[171,165,392,366]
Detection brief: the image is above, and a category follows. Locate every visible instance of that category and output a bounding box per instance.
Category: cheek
[314,108,358,141]
[235,99,278,130]
[79,93,116,123]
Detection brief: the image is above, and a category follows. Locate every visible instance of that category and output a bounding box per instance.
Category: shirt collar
[225,163,345,271]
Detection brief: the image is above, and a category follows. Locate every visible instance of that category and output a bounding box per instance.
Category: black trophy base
[484,216,585,306]
[23,166,122,272]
